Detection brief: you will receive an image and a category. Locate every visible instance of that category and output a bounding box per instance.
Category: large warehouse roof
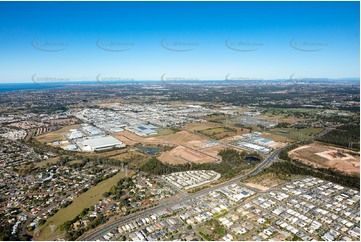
[82,136,124,150]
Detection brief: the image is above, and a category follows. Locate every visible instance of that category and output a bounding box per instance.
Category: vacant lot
[199,144,228,157]
[261,132,292,143]
[243,172,295,190]
[199,126,238,140]
[114,124,250,150]
[111,150,146,161]
[112,131,139,145]
[35,124,81,143]
[263,107,322,120]
[196,219,227,241]
[158,145,219,165]
[257,113,303,123]
[153,128,176,136]
[288,143,360,175]
[184,122,223,132]
[111,151,149,169]
[114,129,210,149]
[144,130,210,149]
[269,127,323,141]
[90,148,129,158]
[37,171,130,240]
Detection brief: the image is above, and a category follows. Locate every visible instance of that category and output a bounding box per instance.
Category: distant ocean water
[0,81,141,92]
[0,83,61,92]
[0,80,203,92]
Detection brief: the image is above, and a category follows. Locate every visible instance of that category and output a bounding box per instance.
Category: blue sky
[0,1,359,83]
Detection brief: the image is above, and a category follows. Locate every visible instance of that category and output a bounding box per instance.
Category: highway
[80,127,333,241]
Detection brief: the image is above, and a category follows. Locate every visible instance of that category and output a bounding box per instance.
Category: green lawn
[156,128,176,136]
[38,171,130,240]
[147,128,176,137]
[199,127,236,139]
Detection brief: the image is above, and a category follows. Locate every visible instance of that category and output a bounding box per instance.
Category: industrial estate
[0,81,359,241]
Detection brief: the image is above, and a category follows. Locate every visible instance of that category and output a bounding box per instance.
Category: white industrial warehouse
[78,136,126,151]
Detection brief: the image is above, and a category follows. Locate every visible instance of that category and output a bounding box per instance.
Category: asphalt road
[80,127,334,241]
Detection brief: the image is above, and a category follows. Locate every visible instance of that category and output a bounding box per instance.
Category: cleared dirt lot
[199,144,228,157]
[111,131,139,145]
[261,132,292,143]
[158,145,219,165]
[243,172,293,190]
[113,130,211,149]
[244,182,270,191]
[147,130,210,149]
[288,142,360,175]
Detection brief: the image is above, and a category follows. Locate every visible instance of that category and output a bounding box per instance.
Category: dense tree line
[218,148,260,165]
[317,124,360,149]
[276,122,291,128]
[219,149,246,165]
[139,157,187,175]
[268,160,360,189]
[105,177,134,200]
[0,224,32,241]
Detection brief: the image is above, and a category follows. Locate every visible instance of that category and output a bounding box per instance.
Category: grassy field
[67,159,83,165]
[38,171,131,240]
[201,127,231,135]
[35,157,59,168]
[111,150,146,161]
[111,151,150,169]
[257,114,303,123]
[268,127,323,141]
[184,122,222,132]
[148,128,176,137]
[35,124,81,143]
[259,108,326,123]
[199,127,237,140]
[90,148,129,158]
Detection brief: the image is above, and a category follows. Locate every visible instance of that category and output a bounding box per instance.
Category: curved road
[80,127,333,241]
